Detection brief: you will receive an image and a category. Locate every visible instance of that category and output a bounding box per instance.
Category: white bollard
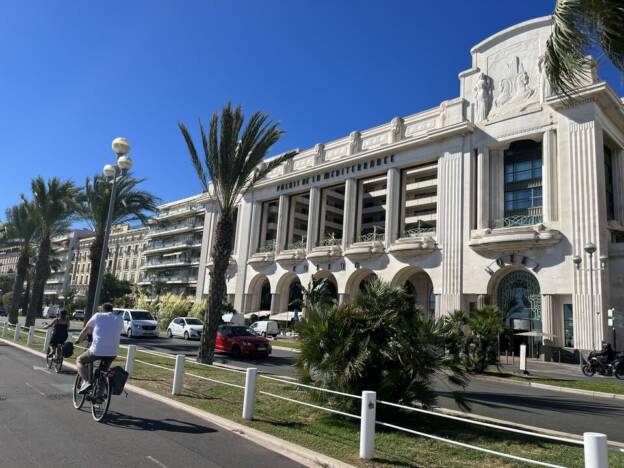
[360,391,376,460]
[172,354,185,396]
[125,345,136,376]
[2,321,8,337]
[242,368,258,421]
[43,329,52,353]
[584,432,608,468]
[26,326,34,347]
[13,323,21,342]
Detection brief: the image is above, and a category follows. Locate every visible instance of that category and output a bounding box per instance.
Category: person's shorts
[77,350,115,370]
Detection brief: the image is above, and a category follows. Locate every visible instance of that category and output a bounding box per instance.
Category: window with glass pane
[605,146,615,220]
[258,199,278,252]
[563,304,574,348]
[502,140,543,226]
[285,192,309,250]
[356,175,387,242]
[400,163,437,238]
[318,184,345,246]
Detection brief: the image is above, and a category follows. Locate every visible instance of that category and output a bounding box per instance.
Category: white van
[250,320,279,338]
[115,308,160,338]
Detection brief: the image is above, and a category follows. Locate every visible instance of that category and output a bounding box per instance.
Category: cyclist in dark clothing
[45,309,69,356]
[596,341,616,367]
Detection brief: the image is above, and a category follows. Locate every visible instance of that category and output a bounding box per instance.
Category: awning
[244,311,271,319]
[269,311,301,322]
[514,331,557,338]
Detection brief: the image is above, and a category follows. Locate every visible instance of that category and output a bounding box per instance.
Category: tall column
[542,130,558,223]
[541,294,561,346]
[614,149,624,223]
[476,147,490,230]
[437,147,464,316]
[342,178,357,249]
[489,149,504,226]
[569,120,607,350]
[385,168,400,248]
[306,186,321,252]
[275,195,289,254]
[270,293,280,314]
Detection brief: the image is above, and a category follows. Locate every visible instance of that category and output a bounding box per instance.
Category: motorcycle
[582,351,624,379]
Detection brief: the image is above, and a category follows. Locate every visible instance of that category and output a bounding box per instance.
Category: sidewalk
[492,357,624,384]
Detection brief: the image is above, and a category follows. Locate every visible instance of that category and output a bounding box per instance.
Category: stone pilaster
[437,148,464,316]
[569,120,608,350]
[385,167,400,247]
[270,293,280,314]
[476,146,490,229]
[489,149,504,224]
[342,178,357,249]
[542,130,558,223]
[275,195,289,254]
[306,186,321,252]
[541,294,562,346]
[614,149,624,224]
[195,206,215,300]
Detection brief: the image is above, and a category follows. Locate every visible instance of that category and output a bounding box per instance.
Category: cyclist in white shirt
[75,303,123,394]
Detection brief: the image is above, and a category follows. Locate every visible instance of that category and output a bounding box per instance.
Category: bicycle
[46,343,63,373]
[72,357,114,422]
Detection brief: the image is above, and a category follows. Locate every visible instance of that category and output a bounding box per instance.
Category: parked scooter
[582,351,624,379]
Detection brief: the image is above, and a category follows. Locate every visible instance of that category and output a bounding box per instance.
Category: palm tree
[3,201,38,324]
[25,177,80,327]
[179,103,297,363]
[77,174,159,321]
[545,1,624,97]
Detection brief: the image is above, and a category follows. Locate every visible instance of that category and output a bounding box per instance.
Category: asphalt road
[0,342,301,468]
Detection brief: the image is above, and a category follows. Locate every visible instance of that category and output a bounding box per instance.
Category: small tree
[466,306,503,373]
[100,273,132,304]
[442,309,468,361]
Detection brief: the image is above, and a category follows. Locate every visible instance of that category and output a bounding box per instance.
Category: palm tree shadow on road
[103,412,216,434]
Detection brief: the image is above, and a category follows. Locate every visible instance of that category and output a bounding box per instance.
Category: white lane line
[33,365,52,375]
[25,382,45,396]
[146,456,168,468]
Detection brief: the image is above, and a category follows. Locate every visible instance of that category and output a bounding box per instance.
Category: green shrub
[2,291,14,312]
[153,293,193,328]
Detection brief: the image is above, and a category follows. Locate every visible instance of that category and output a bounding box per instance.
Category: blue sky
[1,1,622,217]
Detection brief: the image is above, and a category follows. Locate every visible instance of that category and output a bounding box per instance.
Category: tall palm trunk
[21,275,31,317]
[198,213,235,364]
[26,236,51,327]
[8,247,29,324]
[85,233,105,323]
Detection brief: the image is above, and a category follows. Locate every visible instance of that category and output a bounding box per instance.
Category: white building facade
[198,17,624,356]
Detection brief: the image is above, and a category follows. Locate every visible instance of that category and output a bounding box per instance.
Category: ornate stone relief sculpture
[488,56,539,119]
[473,73,493,122]
[349,131,361,155]
[390,117,403,142]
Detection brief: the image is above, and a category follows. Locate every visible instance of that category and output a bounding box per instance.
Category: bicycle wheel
[91,372,111,422]
[46,347,53,369]
[54,348,63,373]
[72,374,86,410]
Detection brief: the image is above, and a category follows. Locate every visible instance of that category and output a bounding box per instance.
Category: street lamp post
[572,241,608,352]
[90,137,133,318]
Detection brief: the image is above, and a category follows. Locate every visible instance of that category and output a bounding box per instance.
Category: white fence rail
[1,319,612,467]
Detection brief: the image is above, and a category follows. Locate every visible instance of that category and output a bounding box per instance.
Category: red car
[215,325,272,357]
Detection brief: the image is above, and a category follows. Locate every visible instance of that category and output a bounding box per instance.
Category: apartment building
[70,224,148,296]
[196,16,624,356]
[44,230,93,300]
[138,194,210,296]
[0,245,21,278]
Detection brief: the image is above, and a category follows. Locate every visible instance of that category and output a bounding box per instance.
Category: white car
[167,317,204,340]
[42,305,60,319]
[116,308,160,338]
[250,320,279,338]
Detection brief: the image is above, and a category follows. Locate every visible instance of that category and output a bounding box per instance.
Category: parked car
[167,317,204,340]
[72,309,85,320]
[250,320,279,338]
[115,308,160,338]
[215,324,271,357]
[42,305,60,319]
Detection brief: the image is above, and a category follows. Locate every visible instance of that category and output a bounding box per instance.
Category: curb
[474,374,624,401]
[0,337,352,468]
[271,345,301,353]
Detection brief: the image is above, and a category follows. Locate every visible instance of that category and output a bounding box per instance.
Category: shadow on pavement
[104,411,217,434]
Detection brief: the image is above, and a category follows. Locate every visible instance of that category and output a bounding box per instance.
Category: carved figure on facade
[437,101,448,128]
[473,73,493,122]
[390,117,403,142]
[489,56,538,119]
[313,143,325,164]
[349,131,360,155]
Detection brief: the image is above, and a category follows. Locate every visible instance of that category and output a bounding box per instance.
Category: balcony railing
[285,238,307,250]
[144,238,200,252]
[149,220,203,235]
[318,236,342,247]
[256,239,276,254]
[156,204,202,219]
[494,214,543,229]
[356,226,385,243]
[400,226,436,238]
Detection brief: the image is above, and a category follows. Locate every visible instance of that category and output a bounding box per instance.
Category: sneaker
[78,381,92,394]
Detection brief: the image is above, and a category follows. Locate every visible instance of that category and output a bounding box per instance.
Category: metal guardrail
[494,214,543,228]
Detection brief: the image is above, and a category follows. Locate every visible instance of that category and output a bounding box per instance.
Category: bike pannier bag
[109,366,129,395]
[62,341,74,358]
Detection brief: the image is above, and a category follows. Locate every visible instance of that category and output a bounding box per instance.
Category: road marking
[25,382,45,396]
[33,365,52,375]
[146,456,168,468]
